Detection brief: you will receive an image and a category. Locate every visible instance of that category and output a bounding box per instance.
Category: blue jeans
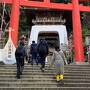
[31,53,38,65]
[39,55,46,68]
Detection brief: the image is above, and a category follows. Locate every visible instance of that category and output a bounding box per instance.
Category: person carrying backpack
[30,41,38,65]
[15,41,26,79]
[37,39,49,72]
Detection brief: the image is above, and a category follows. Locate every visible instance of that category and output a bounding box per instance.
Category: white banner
[3,37,16,64]
[0,27,16,64]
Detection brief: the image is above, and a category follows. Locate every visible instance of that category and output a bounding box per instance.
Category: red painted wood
[44,0,50,3]
[1,0,90,12]
[20,0,72,10]
[72,0,84,62]
[0,0,12,4]
[9,0,20,47]
[79,5,90,12]
[79,0,90,2]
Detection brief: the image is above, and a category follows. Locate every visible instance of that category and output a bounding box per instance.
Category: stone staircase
[0,63,90,90]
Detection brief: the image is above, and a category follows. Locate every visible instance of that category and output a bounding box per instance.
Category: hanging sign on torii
[3,27,16,64]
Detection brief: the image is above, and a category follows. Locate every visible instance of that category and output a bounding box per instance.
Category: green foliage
[19,10,30,38]
[81,12,90,46]
[0,5,11,46]
[82,2,90,6]
[82,26,90,46]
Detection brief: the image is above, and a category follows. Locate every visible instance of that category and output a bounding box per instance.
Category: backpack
[15,46,25,57]
[38,43,48,55]
[30,43,37,53]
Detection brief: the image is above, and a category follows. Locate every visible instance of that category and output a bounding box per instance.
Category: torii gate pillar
[9,0,20,47]
[72,0,84,63]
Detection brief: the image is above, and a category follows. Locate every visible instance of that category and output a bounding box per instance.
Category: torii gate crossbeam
[0,0,90,63]
[1,0,90,12]
[79,0,90,2]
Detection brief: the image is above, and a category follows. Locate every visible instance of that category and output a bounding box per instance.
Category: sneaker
[42,69,45,72]
[20,72,22,75]
[40,68,45,72]
[40,67,42,70]
[56,74,60,82]
[16,75,20,79]
[36,63,38,65]
[59,80,64,85]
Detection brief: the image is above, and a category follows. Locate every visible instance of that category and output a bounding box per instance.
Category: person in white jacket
[50,46,67,83]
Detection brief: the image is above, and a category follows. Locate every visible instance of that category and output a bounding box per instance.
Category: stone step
[0,78,90,83]
[0,68,90,72]
[0,64,90,68]
[0,75,90,79]
[1,68,90,71]
[0,72,89,75]
[1,67,90,70]
[0,87,90,90]
[0,82,90,87]
[0,76,90,81]
[0,73,90,77]
[0,71,90,75]
[0,72,90,76]
[0,64,90,66]
[0,64,90,89]
[0,68,90,71]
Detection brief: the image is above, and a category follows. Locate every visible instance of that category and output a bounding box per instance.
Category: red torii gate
[0,0,90,63]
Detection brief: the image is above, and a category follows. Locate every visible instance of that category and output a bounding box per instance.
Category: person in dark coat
[15,42,26,79]
[37,39,49,72]
[30,41,38,65]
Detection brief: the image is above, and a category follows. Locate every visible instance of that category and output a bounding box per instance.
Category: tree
[51,0,70,3]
